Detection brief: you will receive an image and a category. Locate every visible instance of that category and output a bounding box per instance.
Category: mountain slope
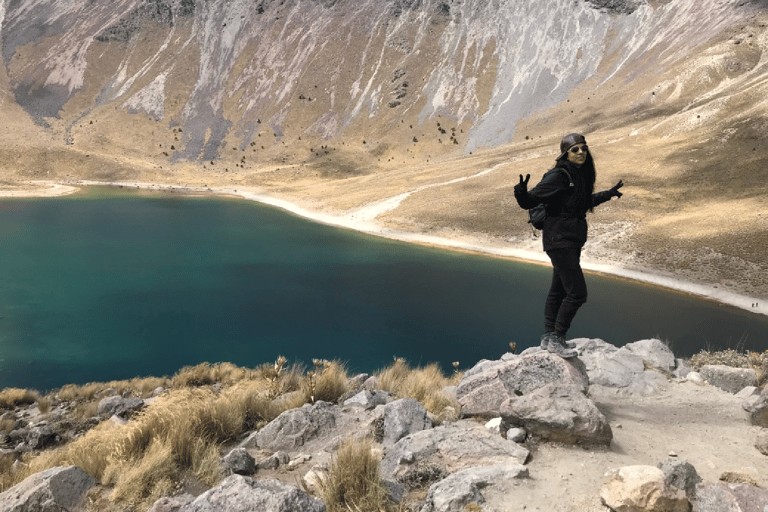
[1,0,767,301]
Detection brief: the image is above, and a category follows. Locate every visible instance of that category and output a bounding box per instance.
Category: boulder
[380,422,529,482]
[181,476,326,512]
[97,396,145,419]
[755,429,768,456]
[255,401,339,451]
[624,339,677,373]
[147,494,194,512]
[256,451,291,470]
[419,464,529,512]
[0,465,96,512]
[380,398,432,446]
[456,352,589,417]
[600,465,690,512]
[577,339,669,395]
[343,390,390,410]
[657,458,702,500]
[743,388,768,427]
[695,481,768,512]
[699,365,758,394]
[500,383,612,446]
[221,447,256,475]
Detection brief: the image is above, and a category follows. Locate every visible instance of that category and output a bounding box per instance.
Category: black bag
[527,168,573,230]
[528,203,547,229]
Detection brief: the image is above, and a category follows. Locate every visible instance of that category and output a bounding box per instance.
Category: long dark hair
[556,152,596,213]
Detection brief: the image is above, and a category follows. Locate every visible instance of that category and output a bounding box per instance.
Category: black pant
[544,247,588,337]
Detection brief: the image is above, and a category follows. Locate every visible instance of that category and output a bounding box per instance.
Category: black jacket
[514,162,614,251]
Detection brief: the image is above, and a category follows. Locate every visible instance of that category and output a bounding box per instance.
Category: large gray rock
[255,401,339,451]
[380,422,529,482]
[0,465,96,512]
[699,365,758,394]
[456,352,589,418]
[343,390,391,410]
[381,398,432,446]
[500,383,612,446]
[755,429,768,456]
[743,388,768,427]
[97,395,145,419]
[577,338,669,395]
[694,481,768,512]
[181,476,326,512]
[419,464,529,512]
[600,465,690,512]
[624,338,676,373]
[221,447,256,475]
[146,494,194,512]
[657,458,702,500]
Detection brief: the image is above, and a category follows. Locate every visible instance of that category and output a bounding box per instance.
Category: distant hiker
[514,133,624,358]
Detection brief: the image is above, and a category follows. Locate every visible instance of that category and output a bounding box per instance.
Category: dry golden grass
[36,397,52,414]
[376,360,461,419]
[320,437,392,512]
[0,356,455,506]
[302,359,349,404]
[0,388,40,410]
[54,376,170,401]
[171,362,252,388]
[0,417,15,431]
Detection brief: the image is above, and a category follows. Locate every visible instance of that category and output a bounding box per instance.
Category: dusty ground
[478,380,766,511]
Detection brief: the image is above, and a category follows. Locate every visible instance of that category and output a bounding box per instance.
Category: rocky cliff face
[1,0,761,159]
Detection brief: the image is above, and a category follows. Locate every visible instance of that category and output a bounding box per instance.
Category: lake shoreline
[6,179,767,319]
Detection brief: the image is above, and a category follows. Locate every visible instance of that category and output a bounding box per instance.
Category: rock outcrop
[1,337,765,512]
[180,476,326,512]
[600,465,691,512]
[0,466,96,512]
[456,351,589,418]
[699,365,758,394]
[499,383,613,446]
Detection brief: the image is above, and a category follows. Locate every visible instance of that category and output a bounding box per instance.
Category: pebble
[668,451,678,457]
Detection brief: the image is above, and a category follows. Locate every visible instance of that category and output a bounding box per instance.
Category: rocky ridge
[2,338,768,511]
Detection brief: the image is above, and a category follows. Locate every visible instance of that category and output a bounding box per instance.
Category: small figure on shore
[514,133,624,358]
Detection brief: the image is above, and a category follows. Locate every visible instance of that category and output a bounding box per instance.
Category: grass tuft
[0,388,40,410]
[320,437,392,512]
[303,359,349,404]
[376,360,461,418]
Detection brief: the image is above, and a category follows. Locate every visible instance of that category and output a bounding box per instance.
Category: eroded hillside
[1,0,767,300]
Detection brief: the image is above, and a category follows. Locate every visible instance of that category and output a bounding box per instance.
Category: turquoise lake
[1,187,766,392]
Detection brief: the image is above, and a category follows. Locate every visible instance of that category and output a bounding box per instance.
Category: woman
[514,133,623,358]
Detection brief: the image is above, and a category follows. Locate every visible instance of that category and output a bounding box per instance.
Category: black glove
[514,174,530,195]
[609,180,624,198]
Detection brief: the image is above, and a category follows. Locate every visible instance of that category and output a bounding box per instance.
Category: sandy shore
[5,179,768,319]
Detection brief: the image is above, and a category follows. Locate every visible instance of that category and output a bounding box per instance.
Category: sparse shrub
[171,361,250,388]
[302,359,349,404]
[376,360,461,417]
[0,453,16,490]
[36,397,51,414]
[104,437,178,508]
[398,461,446,490]
[0,388,40,410]
[0,417,15,432]
[320,437,392,512]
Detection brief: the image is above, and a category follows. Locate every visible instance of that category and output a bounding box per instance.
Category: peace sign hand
[514,174,530,194]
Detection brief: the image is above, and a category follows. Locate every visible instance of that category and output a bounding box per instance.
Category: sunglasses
[569,145,589,154]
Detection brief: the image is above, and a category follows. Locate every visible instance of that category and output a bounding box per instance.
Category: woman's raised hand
[514,174,530,194]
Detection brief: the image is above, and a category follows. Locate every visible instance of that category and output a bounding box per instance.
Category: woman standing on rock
[514,133,624,358]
